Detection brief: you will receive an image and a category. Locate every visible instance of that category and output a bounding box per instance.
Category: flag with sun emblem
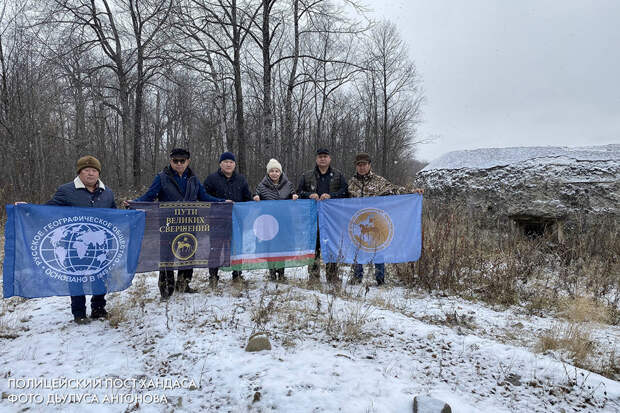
[318,194,422,264]
[224,200,317,271]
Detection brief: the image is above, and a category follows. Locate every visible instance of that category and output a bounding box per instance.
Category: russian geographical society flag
[224,200,317,271]
[3,204,145,298]
[318,194,422,264]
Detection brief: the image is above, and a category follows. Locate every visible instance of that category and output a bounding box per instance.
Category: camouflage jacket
[348,171,405,198]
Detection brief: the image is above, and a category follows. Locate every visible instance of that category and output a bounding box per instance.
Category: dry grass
[246,282,374,344]
[537,322,595,369]
[557,296,612,324]
[0,301,21,339]
[535,296,619,379]
[107,304,130,328]
[394,200,620,316]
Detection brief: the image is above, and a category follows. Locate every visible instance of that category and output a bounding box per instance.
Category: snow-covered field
[1,268,619,412]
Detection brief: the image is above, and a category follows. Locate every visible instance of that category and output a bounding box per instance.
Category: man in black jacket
[204,151,252,286]
[45,155,116,324]
[130,148,224,299]
[297,148,348,284]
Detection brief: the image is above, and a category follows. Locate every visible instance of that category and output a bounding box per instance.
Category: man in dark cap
[45,155,116,323]
[128,148,224,299]
[297,148,348,284]
[203,151,252,286]
[348,152,423,286]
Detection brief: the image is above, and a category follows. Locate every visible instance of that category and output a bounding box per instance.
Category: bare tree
[364,20,423,178]
[46,0,172,187]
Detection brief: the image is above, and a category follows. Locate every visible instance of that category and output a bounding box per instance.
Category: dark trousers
[269,267,285,280]
[309,229,338,282]
[159,269,193,297]
[353,263,385,282]
[71,295,106,318]
[208,268,242,279]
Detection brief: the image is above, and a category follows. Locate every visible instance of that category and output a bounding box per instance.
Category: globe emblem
[348,208,394,253]
[172,233,197,260]
[39,223,120,275]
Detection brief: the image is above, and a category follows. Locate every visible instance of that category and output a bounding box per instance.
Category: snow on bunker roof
[421,144,620,172]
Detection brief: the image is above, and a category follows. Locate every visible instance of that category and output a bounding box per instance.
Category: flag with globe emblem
[3,204,145,298]
[318,194,422,264]
[224,200,317,271]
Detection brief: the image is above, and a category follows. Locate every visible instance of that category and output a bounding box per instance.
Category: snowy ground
[1,268,619,412]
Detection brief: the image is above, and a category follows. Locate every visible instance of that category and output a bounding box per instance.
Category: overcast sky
[365,0,620,162]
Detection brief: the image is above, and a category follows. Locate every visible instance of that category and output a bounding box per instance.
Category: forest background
[0,0,427,210]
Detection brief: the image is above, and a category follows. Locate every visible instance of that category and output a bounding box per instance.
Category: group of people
[37,147,422,323]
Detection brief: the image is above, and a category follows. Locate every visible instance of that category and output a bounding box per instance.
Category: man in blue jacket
[46,155,116,324]
[131,148,224,299]
[204,152,252,286]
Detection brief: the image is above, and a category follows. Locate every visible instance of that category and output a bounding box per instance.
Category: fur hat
[266,159,282,173]
[219,152,236,163]
[76,156,101,174]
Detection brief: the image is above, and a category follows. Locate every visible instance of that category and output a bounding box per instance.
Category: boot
[74,315,91,324]
[268,269,277,281]
[209,275,219,288]
[276,268,286,282]
[308,261,320,282]
[90,308,109,319]
[232,271,243,284]
[175,278,197,293]
[159,270,175,299]
[326,263,339,285]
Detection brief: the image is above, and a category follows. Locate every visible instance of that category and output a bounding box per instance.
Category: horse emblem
[171,233,198,260]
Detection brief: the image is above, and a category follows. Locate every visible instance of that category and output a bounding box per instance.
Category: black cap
[316,148,330,155]
[170,148,190,158]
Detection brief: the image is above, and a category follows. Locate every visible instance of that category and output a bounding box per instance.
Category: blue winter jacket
[46,177,116,209]
[136,166,223,202]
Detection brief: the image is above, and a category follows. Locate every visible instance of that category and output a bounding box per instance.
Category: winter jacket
[348,171,405,198]
[136,166,222,202]
[297,166,348,199]
[255,173,296,200]
[46,177,116,208]
[203,169,252,202]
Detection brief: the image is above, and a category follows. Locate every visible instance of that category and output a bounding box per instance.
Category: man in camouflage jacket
[348,154,406,198]
[348,153,422,285]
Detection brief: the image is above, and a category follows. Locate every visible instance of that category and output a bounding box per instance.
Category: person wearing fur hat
[253,159,299,281]
[128,148,225,300]
[45,155,116,324]
[204,151,252,286]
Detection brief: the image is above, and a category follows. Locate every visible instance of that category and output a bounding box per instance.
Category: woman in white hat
[253,159,298,281]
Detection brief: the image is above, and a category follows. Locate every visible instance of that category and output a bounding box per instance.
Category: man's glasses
[172,158,187,164]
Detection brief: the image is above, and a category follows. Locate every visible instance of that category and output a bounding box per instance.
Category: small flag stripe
[231,253,315,265]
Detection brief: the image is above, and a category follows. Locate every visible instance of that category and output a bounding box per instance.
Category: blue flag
[129,201,232,271]
[318,194,422,264]
[3,204,145,298]
[224,200,317,270]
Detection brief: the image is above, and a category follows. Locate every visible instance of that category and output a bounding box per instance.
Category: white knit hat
[266,158,282,173]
